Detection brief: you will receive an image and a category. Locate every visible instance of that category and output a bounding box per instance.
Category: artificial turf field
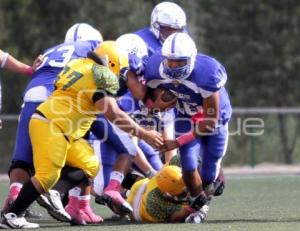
[0,175,300,231]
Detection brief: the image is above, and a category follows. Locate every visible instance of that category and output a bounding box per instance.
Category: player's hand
[159,139,179,153]
[152,90,177,111]
[185,210,206,224]
[140,129,164,149]
[32,54,44,71]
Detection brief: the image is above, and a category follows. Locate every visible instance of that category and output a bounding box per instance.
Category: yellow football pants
[29,117,99,191]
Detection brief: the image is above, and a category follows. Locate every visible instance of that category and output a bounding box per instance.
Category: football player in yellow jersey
[1,41,163,229]
[127,165,203,223]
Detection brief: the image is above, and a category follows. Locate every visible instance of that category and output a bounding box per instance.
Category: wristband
[25,66,33,76]
[176,131,196,146]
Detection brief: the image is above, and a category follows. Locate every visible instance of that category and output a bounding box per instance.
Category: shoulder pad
[92,64,119,95]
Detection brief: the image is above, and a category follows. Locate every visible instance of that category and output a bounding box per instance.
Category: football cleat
[1,213,39,229]
[36,190,71,222]
[97,191,133,216]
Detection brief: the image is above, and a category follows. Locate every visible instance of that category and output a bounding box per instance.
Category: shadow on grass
[30,217,300,228]
[208,218,300,224]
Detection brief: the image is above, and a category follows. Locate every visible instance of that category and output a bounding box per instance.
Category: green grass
[1,175,300,230]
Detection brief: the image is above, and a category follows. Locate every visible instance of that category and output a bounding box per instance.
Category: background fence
[1,108,300,173]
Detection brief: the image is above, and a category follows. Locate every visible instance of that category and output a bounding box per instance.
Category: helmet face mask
[161,33,197,79]
[150,2,186,42]
[157,24,184,42]
[162,57,190,78]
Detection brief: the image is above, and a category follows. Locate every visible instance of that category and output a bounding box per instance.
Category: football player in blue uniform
[144,33,232,223]
[1,23,103,225]
[135,1,187,57]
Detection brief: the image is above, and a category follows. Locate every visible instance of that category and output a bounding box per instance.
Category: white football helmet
[150,2,186,42]
[161,32,197,78]
[116,33,148,59]
[64,23,103,43]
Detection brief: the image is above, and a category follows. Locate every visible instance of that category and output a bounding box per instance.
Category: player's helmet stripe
[171,33,179,54]
[73,23,81,42]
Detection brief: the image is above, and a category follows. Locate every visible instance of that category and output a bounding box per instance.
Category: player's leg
[186,124,229,224]
[2,117,70,228]
[1,102,42,218]
[64,138,102,224]
[138,139,163,171]
[200,124,229,196]
[175,116,210,211]
[91,116,136,215]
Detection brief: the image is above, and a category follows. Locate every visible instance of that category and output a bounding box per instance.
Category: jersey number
[36,45,75,70]
[62,70,83,90]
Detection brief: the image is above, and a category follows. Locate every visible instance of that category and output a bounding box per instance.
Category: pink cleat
[78,199,103,224]
[102,189,133,216]
[65,195,85,225]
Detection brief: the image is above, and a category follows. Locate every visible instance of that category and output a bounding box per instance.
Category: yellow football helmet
[94,40,128,76]
[156,165,185,196]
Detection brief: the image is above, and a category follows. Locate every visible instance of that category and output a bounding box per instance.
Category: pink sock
[9,183,22,199]
[105,179,121,191]
[2,183,22,213]
[67,195,79,209]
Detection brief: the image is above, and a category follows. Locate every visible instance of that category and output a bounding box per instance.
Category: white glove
[185,205,209,224]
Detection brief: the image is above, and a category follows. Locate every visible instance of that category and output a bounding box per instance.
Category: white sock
[110,171,124,183]
[69,187,81,197]
[79,195,91,201]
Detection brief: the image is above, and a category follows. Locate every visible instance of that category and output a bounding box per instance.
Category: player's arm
[161,111,177,162]
[161,92,220,152]
[0,49,43,76]
[94,95,164,149]
[195,91,219,134]
[167,206,196,222]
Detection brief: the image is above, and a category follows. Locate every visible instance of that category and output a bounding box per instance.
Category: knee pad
[8,160,34,177]
[121,173,139,190]
[61,166,91,186]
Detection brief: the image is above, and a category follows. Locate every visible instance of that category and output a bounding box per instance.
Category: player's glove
[128,54,148,76]
[185,205,209,224]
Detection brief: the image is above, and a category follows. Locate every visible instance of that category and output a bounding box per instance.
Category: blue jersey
[24,40,99,96]
[135,27,161,57]
[145,53,232,124]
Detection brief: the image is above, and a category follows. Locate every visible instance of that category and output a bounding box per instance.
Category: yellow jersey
[37,58,119,141]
